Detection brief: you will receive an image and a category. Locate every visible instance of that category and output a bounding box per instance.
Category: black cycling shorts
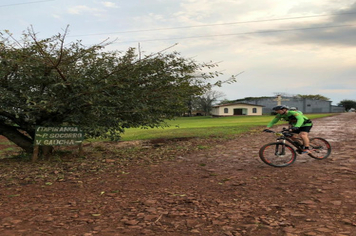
[292,126,312,134]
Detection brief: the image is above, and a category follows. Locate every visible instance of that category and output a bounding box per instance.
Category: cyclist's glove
[291,127,299,131]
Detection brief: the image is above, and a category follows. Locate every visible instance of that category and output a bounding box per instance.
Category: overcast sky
[2,0,356,105]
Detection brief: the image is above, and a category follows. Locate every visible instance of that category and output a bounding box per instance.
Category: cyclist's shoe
[302,147,311,154]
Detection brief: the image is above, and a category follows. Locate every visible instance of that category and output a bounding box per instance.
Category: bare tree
[193,90,226,116]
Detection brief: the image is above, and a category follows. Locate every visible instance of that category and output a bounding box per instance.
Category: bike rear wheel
[308,137,331,159]
[259,142,297,167]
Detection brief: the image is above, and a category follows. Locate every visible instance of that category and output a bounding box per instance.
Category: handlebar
[263,128,294,137]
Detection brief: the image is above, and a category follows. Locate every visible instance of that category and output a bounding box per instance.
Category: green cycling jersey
[267,110,312,128]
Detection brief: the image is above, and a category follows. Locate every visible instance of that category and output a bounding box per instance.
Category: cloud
[52,14,61,19]
[67,5,113,17]
[67,5,99,15]
[267,2,356,47]
[331,2,356,23]
[101,2,118,8]
[320,89,356,94]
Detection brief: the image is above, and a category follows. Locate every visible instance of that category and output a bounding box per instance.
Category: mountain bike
[259,128,332,167]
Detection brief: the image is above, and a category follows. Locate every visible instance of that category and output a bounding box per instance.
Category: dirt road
[1,112,356,236]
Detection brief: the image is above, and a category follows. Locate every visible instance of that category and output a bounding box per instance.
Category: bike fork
[275,141,286,155]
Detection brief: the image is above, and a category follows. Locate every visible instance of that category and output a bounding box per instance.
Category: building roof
[213,102,264,108]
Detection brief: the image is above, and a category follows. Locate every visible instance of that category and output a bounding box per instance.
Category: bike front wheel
[259,142,297,167]
[308,137,332,159]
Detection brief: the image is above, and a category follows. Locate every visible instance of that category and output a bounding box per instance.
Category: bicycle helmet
[290,107,297,110]
[272,105,289,111]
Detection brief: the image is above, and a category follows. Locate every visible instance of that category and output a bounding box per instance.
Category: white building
[211,103,263,116]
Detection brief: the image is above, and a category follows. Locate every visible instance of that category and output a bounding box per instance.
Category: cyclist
[265,105,313,153]
[290,107,303,114]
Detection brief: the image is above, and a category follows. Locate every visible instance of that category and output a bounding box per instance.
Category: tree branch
[28,25,69,83]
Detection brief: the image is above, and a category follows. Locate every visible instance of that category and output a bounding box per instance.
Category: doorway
[233,108,247,115]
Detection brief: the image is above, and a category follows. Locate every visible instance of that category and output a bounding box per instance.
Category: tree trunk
[0,125,33,153]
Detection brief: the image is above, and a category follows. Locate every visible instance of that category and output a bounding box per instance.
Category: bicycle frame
[273,131,304,154]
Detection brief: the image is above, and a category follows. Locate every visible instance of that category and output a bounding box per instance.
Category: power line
[115,24,355,44]
[0,0,55,8]
[69,11,356,38]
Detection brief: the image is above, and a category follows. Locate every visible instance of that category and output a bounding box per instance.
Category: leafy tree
[338,100,356,111]
[0,27,225,153]
[295,94,330,101]
[218,99,234,104]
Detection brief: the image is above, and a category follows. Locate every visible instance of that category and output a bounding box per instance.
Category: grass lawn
[120,113,335,141]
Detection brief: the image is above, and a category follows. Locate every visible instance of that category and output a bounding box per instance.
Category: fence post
[78,143,84,156]
[32,145,39,162]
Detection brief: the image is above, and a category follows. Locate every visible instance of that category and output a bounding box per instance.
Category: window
[252,108,257,113]
[224,108,228,113]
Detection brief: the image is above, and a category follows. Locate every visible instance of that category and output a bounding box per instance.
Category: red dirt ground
[1,112,356,236]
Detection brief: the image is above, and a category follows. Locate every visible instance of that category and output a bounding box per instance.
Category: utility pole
[138,42,141,60]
